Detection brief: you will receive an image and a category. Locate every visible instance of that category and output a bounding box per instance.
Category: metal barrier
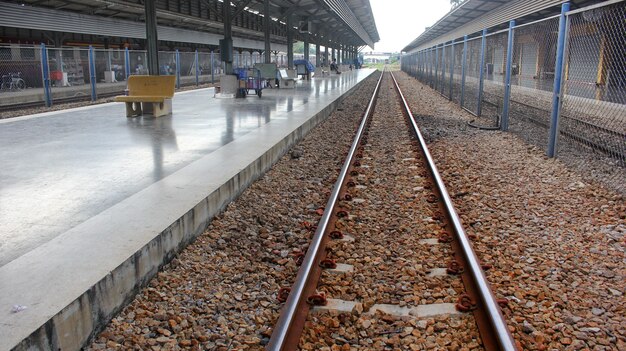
[0,46,224,110]
[401,0,626,194]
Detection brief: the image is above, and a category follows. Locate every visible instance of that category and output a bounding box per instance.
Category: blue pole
[124,48,131,79]
[175,49,181,89]
[88,46,97,101]
[434,45,439,90]
[548,2,571,158]
[440,43,446,94]
[477,29,487,116]
[429,49,432,86]
[195,50,199,86]
[461,35,468,107]
[40,43,52,107]
[449,40,455,100]
[501,20,516,131]
[211,50,215,84]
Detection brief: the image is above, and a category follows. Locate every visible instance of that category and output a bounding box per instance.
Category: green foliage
[292,42,317,55]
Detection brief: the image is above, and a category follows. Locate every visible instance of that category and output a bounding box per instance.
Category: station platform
[0,68,376,350]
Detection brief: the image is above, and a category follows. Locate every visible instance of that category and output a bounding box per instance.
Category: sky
[367,0,453,53]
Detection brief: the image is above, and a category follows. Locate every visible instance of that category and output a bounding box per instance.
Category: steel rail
[389,70,517,351]
[266,69,384,351]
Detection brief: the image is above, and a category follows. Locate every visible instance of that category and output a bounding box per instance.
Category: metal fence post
[460,35,468,107]
[477,29,487,116]
[124,48,131,79]
[210,50,215,84]
[434,45,439,90]
[195,50,199,86]
[449,40,455,100]
[175,49,181,89]
[40,43,52,107]
[441,44,446,94]
[88,46,97,101]
[428,48,435,87]
[548,2,571,158]
[501,20,516,131]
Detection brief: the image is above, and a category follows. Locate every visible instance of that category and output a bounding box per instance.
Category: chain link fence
[557,2,626,190]
[508,17,560,152]
[0,45,232,111]
[402,0,626,193]
[462,37,481,115]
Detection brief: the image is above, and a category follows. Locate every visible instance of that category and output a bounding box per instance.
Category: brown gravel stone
[396,70,625,351]
[298,72,483,349]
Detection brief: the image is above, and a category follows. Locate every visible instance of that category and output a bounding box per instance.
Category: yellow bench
[115,75,176,117]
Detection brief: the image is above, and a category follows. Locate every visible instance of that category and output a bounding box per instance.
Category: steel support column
[144,0,159,75]
[548,3,570,157]
[315,43,320,67]
[264,0,271,63]
[324,43,329,67]
[501,20,516,131]
[304,35,310,62]
[287,16,294,69]
[223,0,233,74]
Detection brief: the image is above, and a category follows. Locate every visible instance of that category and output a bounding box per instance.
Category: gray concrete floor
[0,69,370,267]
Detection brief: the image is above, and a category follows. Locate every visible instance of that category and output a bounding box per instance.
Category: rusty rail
[266,70,384,351]
[389,70,517,351]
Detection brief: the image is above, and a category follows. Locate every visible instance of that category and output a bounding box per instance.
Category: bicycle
[1,72,26,91]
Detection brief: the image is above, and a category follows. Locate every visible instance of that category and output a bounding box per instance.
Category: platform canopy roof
[9,0,379,49]
[402,0,599,53]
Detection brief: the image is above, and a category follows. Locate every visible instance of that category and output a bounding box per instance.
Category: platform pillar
[286,16,294,69]
[144,0,159,75]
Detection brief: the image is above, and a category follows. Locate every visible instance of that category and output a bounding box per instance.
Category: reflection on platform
[0,69,372,267]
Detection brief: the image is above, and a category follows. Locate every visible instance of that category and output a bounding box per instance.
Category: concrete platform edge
[10,71,375,351]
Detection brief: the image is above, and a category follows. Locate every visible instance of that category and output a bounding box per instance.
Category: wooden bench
[115,75,176,117]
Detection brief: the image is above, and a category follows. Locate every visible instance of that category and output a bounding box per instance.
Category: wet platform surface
[0,70,371,267]
[0,68,375,350]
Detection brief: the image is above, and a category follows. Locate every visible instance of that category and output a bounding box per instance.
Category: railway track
[267,69,517,350]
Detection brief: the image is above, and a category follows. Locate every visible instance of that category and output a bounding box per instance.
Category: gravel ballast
[298,72,483,350]
[396,71,625,351]
[81,68,624,350]
[86,74,380,350]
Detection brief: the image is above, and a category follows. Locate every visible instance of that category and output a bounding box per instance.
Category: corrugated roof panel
[0,2,287,51]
